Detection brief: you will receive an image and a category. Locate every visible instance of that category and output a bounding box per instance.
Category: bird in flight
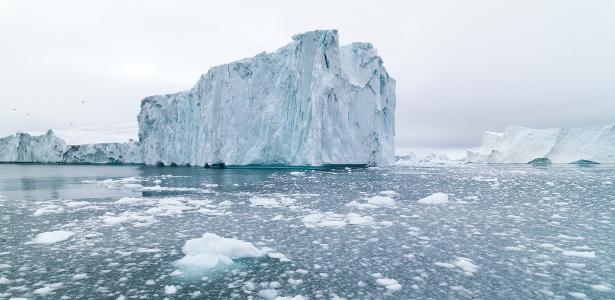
[11,108,17,111]
[81,100,86,104]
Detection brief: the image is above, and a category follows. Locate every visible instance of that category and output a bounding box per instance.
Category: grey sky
[1,0,614,148]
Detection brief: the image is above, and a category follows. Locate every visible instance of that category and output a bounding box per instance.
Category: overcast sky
[1,0,614,149]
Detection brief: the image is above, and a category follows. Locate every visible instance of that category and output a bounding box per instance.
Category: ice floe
[28,231,74,244]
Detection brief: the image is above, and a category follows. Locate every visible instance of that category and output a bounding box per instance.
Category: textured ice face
[467,124,615,163]
[0,130,141,164]
[0,130,65,163]
[138,30,396,167]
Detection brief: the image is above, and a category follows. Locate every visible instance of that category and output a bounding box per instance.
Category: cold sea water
[0,163,613,299]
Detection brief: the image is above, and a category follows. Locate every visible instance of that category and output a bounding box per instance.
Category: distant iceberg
[1,30,395,167]
[466,125,615,163]
[0,130,141,164]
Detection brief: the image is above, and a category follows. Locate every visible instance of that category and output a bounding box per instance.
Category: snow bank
[467,124,615,163]
[138,29,395,167]
[174,233,263,272]
[28,231,74,244]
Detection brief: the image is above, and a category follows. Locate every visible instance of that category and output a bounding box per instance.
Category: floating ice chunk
[33,205,64,216]
[434,262,455,269]
[33,283,63,295]
[417,193,449,204]
[175,233,263,272]
[289,172,305,176]
[274,296,306,300]
[0,276,10,284]
[101,212,154,226]
[346,213,374,225]
[367,196,395,207]
[380,190,397,195]
[28,230,74,244]
[568,292,587,299]
[115,197,144,204]
[164,285,177,295]
[64,201,90,207]
[590,284,612,292]
[302,212,373,228]
[72,273,88,280]
[562,251,596,258]
[454,257,478,275]
[347,195,395,209]
[249,197,280,207]
[376,278,402,291]
[258,289,279,300]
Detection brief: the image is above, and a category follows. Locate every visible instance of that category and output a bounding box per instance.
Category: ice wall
[0,130,141,164]
[467,125,615,163]
[138,30,396,167]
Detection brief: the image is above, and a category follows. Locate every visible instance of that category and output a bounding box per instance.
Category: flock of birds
[10,100,87,127]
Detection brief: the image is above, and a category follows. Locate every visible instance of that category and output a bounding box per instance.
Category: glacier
[466,124,615,164]
[138,29,396,167]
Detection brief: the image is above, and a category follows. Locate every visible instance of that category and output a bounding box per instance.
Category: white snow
[174,233,263,272]
[138,30,395,167]
[467,124,615,163]
[28,230,74,244]
[417,193,449,204]
[0,276,10,284]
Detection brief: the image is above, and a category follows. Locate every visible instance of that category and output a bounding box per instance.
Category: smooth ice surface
[467,124,615,163]
[1,164,614,299]
[138,30,395,166]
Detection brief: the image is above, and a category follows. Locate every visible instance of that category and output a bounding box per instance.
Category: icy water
[0,164,614,299]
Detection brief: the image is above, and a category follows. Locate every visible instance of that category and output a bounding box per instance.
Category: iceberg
[0,30,395,166]
[467,125,615,163]
[138,29,395,167]
[0,130,141,164]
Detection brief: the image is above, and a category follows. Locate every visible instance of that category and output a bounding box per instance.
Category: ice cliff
[467,125,615,163]
[0,130,141,164]
[0,30,394,166]
[138,29,396,167]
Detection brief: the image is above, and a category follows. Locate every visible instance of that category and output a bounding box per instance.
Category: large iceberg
[0,30,395,166]
[467,125,615,163]
[138,29,396,167]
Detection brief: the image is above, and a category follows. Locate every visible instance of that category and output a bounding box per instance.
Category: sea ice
[417,193,449,204]
[174,233,263,272]
[28,231,74,244]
